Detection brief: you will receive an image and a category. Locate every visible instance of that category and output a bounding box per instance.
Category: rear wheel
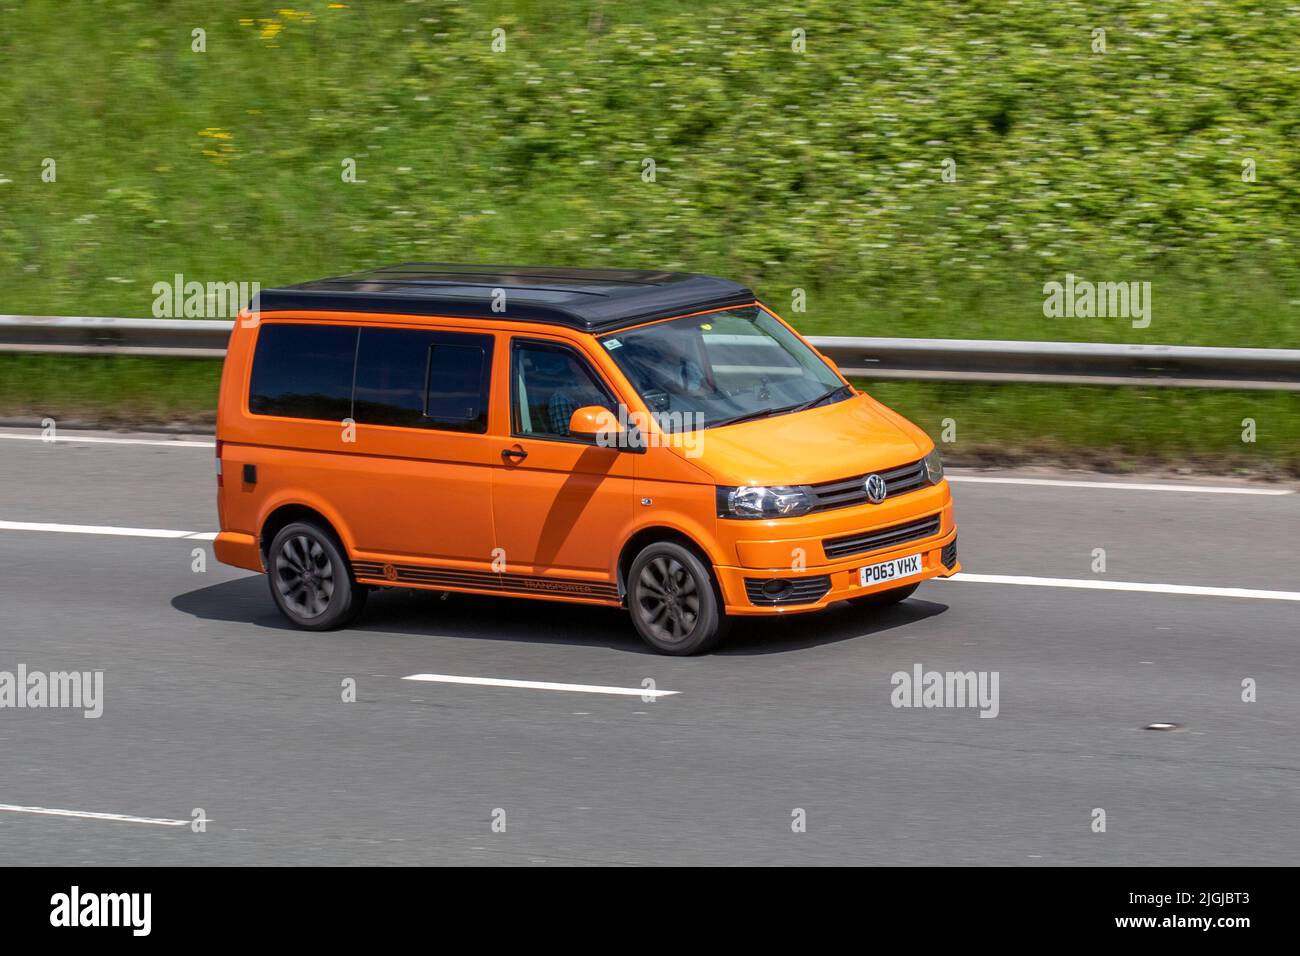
[627,542,729,655]
[846,581,919,608]
[267,521,367,630]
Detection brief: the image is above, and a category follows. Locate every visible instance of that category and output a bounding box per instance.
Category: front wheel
[627,542,730,655]
[846,581,919,608]
[267,521,367,630]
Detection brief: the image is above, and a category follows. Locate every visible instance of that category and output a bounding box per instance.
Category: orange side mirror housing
[568,405,619,441]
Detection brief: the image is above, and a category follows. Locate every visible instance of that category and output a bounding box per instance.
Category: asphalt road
[0,427,1297,865]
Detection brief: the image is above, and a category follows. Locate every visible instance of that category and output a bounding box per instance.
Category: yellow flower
[197,129,238,165]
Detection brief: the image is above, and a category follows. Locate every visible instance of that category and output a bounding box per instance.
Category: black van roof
[256,263,755,333]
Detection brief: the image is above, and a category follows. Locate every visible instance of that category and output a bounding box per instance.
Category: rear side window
[248,324,357,420]
[353,328,493,432]
[248,323,493,431]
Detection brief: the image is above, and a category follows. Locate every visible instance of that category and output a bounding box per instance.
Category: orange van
[214,264,959,654]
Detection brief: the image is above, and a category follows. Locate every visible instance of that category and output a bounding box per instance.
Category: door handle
[501,447,528,462]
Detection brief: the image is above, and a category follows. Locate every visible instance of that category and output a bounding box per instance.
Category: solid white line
[2,518,1295,603]
[941,572,1300,602]
[0,520,214,540]
[402,673,678,698]
[0,432,214,448]
[3,432,1291,496]
[0,803,190,827]
[947,475,1292,495]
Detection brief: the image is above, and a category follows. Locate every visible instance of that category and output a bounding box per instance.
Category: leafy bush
[1,0,1297,345]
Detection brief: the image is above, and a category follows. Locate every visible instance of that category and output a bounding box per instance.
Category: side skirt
[352,560,622,606]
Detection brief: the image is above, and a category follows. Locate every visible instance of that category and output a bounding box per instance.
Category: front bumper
[714,486,959,615]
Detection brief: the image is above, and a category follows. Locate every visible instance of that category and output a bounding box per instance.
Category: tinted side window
[248,324,357,421]
[353,328,492,432]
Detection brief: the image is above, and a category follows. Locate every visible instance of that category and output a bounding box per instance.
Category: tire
[846,581,919,608]
[627,541,730,655]
[266,521,368,630]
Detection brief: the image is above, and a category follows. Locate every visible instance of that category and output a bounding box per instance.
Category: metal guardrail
[811,336,1300,391]
[0,316,233,358]
[3,315,1299,391]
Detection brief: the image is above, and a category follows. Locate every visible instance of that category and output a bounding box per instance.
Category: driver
[619,336,711,406]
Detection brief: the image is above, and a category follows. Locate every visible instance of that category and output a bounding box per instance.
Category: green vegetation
[1,1,1296,469]
[2,0,1298,345]
[0,355,219,426]
[862,381,1300,477]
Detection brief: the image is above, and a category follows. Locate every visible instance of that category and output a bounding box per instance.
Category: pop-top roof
[255,263,756,332]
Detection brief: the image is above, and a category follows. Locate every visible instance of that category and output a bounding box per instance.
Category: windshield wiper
[710,385,851,429]
[789,383,852,413]
[710,402,806,429]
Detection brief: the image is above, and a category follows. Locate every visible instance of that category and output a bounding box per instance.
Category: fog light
[762,579,792,598]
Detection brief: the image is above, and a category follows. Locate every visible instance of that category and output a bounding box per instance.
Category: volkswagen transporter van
[214,264,959,655]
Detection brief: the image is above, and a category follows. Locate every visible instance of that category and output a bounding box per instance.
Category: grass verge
[0,355,220,427]
[860,381,1299,479]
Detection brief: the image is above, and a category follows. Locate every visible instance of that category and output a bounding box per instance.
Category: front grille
[745,575,832,606]
[823,514,941,560]
[941,538,958,569]
[807,458,929,513]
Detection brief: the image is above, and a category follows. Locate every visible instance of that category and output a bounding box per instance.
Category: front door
[491,337,633,586]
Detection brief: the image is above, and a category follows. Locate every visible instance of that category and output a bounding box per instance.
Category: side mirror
[568,405,620,442]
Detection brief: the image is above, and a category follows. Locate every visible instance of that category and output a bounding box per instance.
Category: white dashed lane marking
[402,673,678,698]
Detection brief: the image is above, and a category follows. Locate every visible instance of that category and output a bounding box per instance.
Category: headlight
[924,447,944,484]
[718,484,815,519]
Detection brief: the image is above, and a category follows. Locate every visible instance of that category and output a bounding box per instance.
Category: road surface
[0,428,1296,865]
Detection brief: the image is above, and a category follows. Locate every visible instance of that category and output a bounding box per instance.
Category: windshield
[599,306,848,432]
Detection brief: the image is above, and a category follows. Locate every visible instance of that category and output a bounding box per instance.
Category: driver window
[512,342,615,440]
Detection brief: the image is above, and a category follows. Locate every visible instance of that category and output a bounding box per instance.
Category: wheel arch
[259,502,344,565]
[616,525,716,598]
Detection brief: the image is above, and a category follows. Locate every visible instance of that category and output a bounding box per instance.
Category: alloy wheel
[274,533,336,619]
[634,555,700,644]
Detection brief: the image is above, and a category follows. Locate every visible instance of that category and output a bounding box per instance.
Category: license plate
[859,553,923,587]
